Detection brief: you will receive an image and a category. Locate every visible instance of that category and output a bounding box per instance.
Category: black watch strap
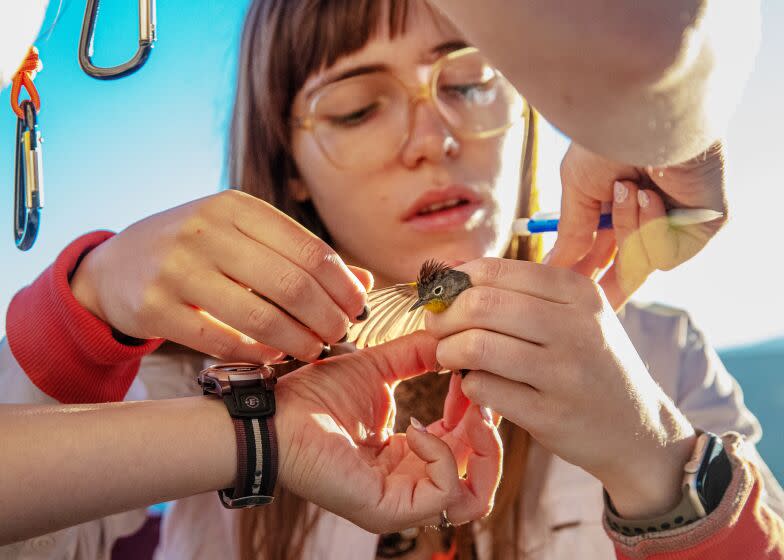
[198,363,280,509]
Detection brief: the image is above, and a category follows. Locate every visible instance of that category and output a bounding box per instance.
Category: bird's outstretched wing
[346,283,426,348]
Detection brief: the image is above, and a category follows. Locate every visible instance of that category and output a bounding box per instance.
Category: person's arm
[5,231,163,404]
[0,397,236,545]
[430,0,760,167]
[604,306,784,558]
[609,437,784,560]
[0,332,502,546]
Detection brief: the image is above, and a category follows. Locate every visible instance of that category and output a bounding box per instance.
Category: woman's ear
[288,177,310,202]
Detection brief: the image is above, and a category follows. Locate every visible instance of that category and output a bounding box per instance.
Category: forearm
[431,0,760,166]
[0,397,235,545]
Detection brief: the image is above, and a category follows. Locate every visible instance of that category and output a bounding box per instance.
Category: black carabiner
[79,0,157,80]
[14,100,44,251]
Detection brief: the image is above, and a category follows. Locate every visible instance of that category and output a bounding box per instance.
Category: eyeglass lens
[309,50,525,169]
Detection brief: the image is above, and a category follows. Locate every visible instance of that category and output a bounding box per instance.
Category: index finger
[455,257,575,304]
[547,179,604,268]
[232,192,369,321]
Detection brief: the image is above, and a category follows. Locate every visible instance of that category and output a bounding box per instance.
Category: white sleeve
[0,337,63,405]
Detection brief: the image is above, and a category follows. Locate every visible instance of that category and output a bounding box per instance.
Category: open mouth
[403,186,484,232]
[415,198,473,216]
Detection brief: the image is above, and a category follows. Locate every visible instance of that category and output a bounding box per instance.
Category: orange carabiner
[10,47,42,119]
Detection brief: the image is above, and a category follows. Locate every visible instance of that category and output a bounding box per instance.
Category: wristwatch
[605,431,733,535]
[198,363,279,509]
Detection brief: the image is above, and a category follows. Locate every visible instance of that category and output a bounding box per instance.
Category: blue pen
[512,208,724,237]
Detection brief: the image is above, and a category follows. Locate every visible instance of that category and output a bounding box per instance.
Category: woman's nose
[399,100,460,168]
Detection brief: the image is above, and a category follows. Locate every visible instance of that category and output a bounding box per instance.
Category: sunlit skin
[290,5,699,522]
[290,5,525,288]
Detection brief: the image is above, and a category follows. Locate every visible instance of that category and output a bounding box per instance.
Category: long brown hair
[229,1,542,558]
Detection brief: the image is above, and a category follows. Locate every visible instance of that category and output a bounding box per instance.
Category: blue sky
[1,1,782,349]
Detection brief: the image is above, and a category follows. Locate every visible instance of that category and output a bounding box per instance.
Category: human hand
[426,258,697,519]
[70,190,370,362]
[275,331,502,533]
[548,141,728,309]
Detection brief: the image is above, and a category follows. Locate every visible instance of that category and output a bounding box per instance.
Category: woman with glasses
[2,1,782,559]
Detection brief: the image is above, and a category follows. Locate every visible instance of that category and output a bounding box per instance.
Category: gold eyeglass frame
[292,47,530,170]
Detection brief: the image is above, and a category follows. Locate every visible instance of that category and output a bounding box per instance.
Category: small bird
[347,259,472,348]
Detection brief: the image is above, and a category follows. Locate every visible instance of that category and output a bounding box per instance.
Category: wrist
[69,243,109,324]
[603,432,697,519]
[271,378,295,490]
[198,363,279,508]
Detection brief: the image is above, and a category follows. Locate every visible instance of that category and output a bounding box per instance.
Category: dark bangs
[252,0,414,149]
[230,1,422,238]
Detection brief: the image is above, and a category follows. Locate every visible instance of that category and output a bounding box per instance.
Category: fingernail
[410,416,428,433]
[480,406,493,425]
[355,305,370,322]
[637,190,650,209]
[459,369,470,378]
[318,344,331,360]
[613,181,628,204]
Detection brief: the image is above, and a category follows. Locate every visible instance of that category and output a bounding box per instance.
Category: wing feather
[346,283,425,348]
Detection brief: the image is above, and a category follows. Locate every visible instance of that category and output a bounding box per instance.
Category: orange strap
[10,47,42,119]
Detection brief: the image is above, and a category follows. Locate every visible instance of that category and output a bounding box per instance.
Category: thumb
[547,186,604,269]
[353,331,440,385]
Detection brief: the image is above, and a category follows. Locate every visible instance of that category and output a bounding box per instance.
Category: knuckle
[246,303,278,335]
[558,152,575,182]
[174,212,211,244]
[157,248,190,285]
[135,286,165,325]
[297,237,335,273]
[215,188,243,206]
[461,331,489,369]
[474,257,505,285]
[276,269,310,305]
[461,371,485,401]
[462,287,497,319]
[580,280,606,311]
[208,334,241,360]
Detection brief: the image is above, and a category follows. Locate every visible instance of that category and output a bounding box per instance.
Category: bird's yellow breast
[423,299,449,313]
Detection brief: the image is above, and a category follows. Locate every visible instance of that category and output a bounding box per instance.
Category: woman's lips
[403,199,484,232]
[402,186,484,232]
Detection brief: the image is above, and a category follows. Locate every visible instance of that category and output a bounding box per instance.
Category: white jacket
[1,302,782,559]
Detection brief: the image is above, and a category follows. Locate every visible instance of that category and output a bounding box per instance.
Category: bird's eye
[433,285,444,296]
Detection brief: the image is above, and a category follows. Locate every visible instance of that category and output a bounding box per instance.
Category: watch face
[696,436,732,513]
[207,363,268,381]
[199,363,275,396]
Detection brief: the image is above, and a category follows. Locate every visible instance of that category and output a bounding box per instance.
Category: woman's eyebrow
[306,64,389,99]
[429,40,470,57]
[304,40,469,99]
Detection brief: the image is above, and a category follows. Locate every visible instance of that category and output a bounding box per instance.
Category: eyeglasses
[293,47,528,171]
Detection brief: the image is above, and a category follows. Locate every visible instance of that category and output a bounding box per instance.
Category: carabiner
[79,0,157,80]
[14,100,44,251]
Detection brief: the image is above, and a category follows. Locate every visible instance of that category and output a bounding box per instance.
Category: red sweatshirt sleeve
[608,433,784,560]
[6,231,163,404]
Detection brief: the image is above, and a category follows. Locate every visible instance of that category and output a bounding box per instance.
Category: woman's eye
[440,82,494,103]
[327,102,379,127]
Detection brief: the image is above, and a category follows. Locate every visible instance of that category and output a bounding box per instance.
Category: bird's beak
[409,298,427,312]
